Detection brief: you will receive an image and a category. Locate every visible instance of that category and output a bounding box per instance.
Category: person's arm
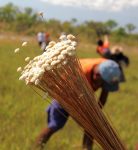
[98,88,109,109]
[103,35,109,48]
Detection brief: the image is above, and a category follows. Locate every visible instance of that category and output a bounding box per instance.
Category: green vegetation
[0,3,138,45]
[0,35,138,150]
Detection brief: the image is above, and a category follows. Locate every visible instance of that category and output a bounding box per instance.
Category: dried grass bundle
[19,34,126,150]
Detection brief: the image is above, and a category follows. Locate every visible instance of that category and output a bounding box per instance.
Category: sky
[0,0,138,30]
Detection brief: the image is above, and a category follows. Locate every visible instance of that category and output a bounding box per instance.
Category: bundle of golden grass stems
[18,34,126,150]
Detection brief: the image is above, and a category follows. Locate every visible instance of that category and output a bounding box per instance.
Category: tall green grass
[0,36,138,150]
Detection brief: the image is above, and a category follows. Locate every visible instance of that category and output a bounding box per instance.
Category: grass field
[0,35,138,150]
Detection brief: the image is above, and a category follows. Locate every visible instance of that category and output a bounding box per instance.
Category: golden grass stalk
[19,34,126,150]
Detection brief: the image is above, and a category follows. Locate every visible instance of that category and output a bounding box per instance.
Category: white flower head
[61,50,68,55]
[35,79,40,85]
[67,34,76,40]
[22,42,28,47]
[25,57,30,62]
[68,51,76,56]
[19,74,27,81]
[38,11,44,17]
[58,54,66,60]
[17,67,22,72]
[49,41,56,46]
[71,41,77,47]
[14,48,20,53]
[59,35,67,41]
[62,60,68,65]
[25,80,30,85]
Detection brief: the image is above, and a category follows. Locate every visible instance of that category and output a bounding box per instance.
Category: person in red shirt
[45,32,50,46]
[35,58,122,150]
[97,35,111,58]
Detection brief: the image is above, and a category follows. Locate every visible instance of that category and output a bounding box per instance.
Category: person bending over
[35,58,122,150]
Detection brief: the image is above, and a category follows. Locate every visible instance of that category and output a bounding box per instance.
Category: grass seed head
[14,48,20,53]
[37,11,43,17]
[25,57,30,62]
[22,42,28,47]
[17,67,22,72]
[67,34,76,40]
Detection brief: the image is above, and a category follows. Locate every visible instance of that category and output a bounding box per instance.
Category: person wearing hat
[96,34,129,84]
[35,58,122,150]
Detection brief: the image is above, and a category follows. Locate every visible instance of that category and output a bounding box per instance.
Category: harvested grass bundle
[19,34,126,150]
